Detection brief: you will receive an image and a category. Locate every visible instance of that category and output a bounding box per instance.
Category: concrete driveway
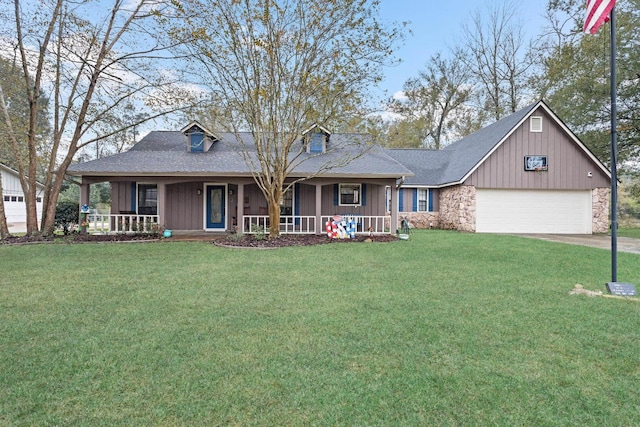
[516,234,640,255]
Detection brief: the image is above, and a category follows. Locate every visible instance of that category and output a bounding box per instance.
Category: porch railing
[321,215,390,235]
[87,214,159,233]
[242,215,317,234]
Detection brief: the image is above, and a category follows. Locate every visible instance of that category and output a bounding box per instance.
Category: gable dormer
[301,123,331,154]
[180,121,219,153]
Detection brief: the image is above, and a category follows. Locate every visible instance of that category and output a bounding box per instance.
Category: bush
[55,201,79,235]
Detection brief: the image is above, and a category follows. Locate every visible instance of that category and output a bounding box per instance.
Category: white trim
[180,120,219,140]
[338,183,362,207]
[417,188,429,212]
[203,182,228,231]
[301,123,332,136]
[530,116,543,132]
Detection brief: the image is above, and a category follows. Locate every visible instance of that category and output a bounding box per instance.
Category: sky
[376,0,550,98]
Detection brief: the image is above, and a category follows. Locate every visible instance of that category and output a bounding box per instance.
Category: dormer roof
[180,120,219,140]
[301,123,331,136]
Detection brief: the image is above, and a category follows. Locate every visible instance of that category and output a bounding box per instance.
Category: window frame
[338,183,361,207]
[137,183,158,215]
[417,189,429,212]
[189,132,205,152]
[280,186,294,216]
[530,116,543,132]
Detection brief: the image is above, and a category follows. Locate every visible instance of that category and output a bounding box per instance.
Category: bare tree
[389,53,477,149]
[169,0,403,237]
[458,2,535,121]
[0,0,193,236]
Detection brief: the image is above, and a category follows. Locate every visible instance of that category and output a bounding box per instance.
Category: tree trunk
[0,176,11,238]
[268,203,281,237]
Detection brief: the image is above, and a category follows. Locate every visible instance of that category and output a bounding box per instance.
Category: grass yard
[617,226,640,239]
[1,231,639,426]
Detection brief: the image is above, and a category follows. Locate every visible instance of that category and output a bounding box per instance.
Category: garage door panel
[476,189,592,234]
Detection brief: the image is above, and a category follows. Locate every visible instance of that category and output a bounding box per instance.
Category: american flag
[583,0,616,34]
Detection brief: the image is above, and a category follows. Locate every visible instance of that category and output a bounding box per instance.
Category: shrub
[55,201,79,235]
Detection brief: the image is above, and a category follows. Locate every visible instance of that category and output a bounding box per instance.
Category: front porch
[85,213,391,236]
[79,177,402,235]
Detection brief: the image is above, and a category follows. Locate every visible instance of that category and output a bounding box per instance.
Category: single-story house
[67,123,413,235]
[1,163,44,226]
[385,100,611,234]
[66,100,611,235]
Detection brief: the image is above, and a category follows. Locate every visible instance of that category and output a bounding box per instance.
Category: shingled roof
[385,101,541,187]
[67,131,413,179]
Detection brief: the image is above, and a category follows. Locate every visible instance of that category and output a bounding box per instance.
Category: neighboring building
[386,100,611,234]
[1,163,45,226]
[67,100,611,235]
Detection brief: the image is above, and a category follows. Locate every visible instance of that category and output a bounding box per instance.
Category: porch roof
[67,131,413,179]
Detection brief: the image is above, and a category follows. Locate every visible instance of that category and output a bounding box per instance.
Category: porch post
[157,182,166,227]
[79,181,90,208]
[315,183,322,235]
[78,181,90,234]
[390,180,399,235]
[237,183,244,232]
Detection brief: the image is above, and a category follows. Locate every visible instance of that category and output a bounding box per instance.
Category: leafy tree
[537,0,640,166]
[0,0,194,236]
[388,53,479,149]
[0,56,50,238]
[168,0,404,237]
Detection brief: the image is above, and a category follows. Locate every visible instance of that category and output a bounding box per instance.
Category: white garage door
[476,189,592,234]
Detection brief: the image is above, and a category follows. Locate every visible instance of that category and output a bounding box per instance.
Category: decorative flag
[583,0,616,34]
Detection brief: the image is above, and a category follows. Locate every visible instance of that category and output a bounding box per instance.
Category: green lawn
[1,231,639,426]
[617,226,640,239]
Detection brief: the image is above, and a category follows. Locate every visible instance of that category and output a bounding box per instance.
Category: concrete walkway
[7,222,27,233]
[515,234,640,255]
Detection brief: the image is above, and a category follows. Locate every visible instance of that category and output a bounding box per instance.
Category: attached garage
[476,189,592,234]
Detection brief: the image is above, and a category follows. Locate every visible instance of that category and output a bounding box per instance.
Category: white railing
[241,215,316,234]
[321,215,390,235]
[87,214,159,234]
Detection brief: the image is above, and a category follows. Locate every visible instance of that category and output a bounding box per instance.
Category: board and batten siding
[464,107,609,190]
[110,182,134,213]
[165,182,203,230]
[319,182,387,217]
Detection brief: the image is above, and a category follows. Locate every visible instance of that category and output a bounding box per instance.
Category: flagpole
[609,6,618,282]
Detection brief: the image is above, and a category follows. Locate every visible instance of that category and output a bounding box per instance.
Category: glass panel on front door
[206,185,225,229]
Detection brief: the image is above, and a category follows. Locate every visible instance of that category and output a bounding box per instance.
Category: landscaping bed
[215,233,398,248]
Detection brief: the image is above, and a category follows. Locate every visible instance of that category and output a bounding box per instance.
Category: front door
[206,185,226,230]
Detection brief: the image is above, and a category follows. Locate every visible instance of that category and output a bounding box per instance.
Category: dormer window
[301,123,331,154]
[181,120,219,153]
[309,132,324,153]
[190,132,205,152]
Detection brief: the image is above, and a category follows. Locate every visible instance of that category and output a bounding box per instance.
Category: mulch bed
[1,232,398,247]
[214,233,399,248]
[0,233,160,245]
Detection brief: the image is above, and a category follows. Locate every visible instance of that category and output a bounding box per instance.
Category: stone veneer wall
[400,212,440,229]
[592,187,610,233]
[438,185,476,232]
